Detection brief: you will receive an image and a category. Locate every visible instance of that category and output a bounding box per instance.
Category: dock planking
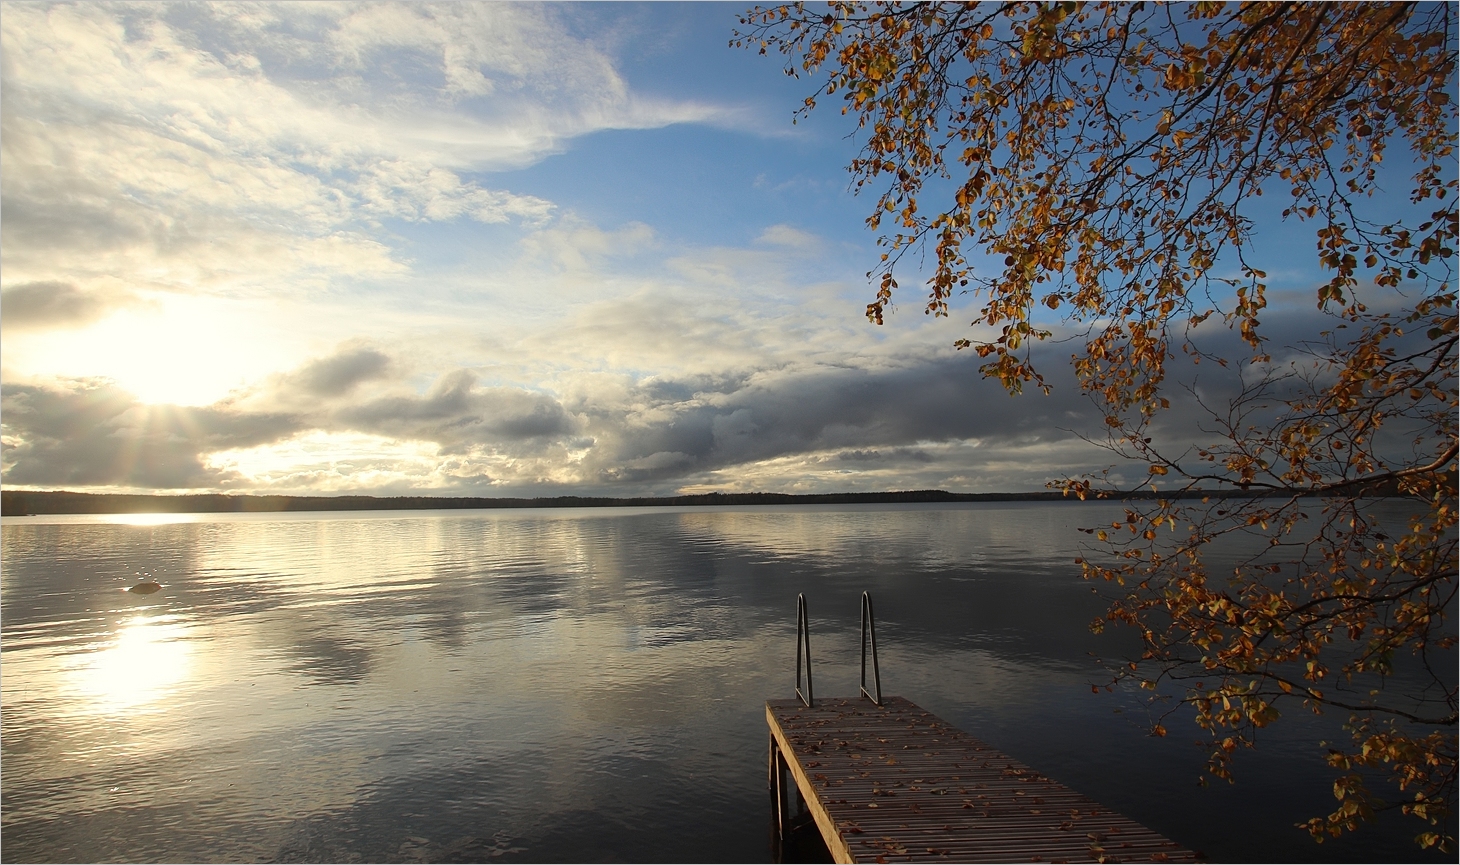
[767,696,1199,864]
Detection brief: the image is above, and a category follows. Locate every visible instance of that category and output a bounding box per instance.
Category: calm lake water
[0,502,1447,862]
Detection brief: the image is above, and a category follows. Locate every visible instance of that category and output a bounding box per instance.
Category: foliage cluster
[737,1,1457,850]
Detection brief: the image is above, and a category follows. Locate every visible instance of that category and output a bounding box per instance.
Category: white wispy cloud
[0,2,725,303]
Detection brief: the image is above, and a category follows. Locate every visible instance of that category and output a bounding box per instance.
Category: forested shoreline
[0,486,1319,516]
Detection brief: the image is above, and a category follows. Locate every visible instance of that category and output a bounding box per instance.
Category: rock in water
[129,581,163,595]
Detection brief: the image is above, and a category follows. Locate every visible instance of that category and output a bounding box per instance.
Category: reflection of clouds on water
[669,501,1099,571]
[1,506,1445,864]
[285,633,375,685]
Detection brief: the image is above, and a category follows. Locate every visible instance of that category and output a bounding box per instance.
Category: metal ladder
[792,591,882,708]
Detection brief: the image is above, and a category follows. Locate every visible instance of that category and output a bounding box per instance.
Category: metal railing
[791,592,884,708]
[795,593,813,707]
[859,591,882,706]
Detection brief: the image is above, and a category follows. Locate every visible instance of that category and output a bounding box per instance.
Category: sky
[0,2,1431,498]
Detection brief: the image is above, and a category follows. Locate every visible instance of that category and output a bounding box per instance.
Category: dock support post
[769,731,784,838]
[771,729,817,862]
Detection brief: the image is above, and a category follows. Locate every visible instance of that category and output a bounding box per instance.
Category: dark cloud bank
[1,380,303,488]
[6,302,1380,495]
[2,342,1116,493]
[0,281,138,330]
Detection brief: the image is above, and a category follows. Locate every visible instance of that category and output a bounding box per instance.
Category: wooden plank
[767,696,1199,864]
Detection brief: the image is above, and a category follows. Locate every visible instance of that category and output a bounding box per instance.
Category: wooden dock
[768,696,1199,863]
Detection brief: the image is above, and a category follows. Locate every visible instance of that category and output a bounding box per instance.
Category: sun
[2,294,304,407]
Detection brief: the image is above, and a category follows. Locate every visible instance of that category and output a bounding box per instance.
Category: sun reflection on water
[103,512,205,527]
[74,615,193,713]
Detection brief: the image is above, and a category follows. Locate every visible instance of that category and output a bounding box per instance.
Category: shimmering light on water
[1,503,1445,863]
[72,614,194,713]
[103,512,209,527]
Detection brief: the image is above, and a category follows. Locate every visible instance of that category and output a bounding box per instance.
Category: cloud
[3,318,1279,496]
[0,2,722,300]
[336,369,577,452]
[10,188,1399,498]
[0,361,579,490]
[755,224,820,249]
[1,33,407,294]
[290,347,393,398]
[516,217,658,276]
[2,215,1112,495]
[1,379,303,489]
[1,281,143,331]
[565,352,1107,487]
[316,2,724,143]
[834,448,935,464]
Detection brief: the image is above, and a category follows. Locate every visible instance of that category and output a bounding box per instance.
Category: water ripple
[2,503,1443,863]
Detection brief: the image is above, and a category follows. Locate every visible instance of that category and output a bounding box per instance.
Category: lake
[0,502,1445,862]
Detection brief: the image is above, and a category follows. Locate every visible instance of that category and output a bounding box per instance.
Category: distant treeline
[5,489,1054,515]
[1,487,1293,516]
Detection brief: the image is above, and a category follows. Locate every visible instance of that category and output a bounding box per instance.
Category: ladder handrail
[860,591,883,706]
[795,593,814,707]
